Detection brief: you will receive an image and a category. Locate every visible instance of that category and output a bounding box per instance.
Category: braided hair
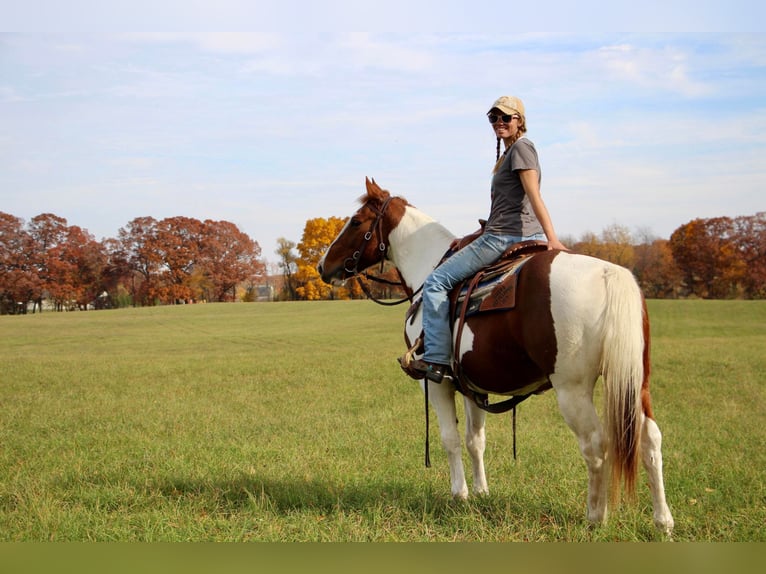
[492,115,528,172]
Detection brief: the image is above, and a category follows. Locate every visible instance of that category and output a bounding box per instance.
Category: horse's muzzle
[317,261,342,285]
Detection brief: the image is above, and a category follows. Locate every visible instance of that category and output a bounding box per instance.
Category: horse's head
[318,178,406,284]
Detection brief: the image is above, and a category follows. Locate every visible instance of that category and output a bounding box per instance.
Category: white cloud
[124,32,282,54]
[338,33,434,73]
[595,43,712,97]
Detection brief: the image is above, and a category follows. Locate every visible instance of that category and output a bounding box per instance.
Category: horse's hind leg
[555,385,609,524]
[463,398,488,495]
[424,380,469,499]
[640,414,674,534]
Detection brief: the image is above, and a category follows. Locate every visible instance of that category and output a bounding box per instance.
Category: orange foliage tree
[27,213,69,310]
[0,213,109,312]
[154,216,203,303]
[0,212,39,313]
[46,225,107,310]
[199,219,265,302]
[294,216,362,300]
[1,211,266,311]
[572,224,635,269]
[669,217,747,298]
[117,216,265,305]
[732,213,766,299]
[633,239,683,299]
[117,216,164,305]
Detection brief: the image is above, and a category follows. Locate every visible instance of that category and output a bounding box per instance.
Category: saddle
[401,240,550,412]
[404,239,548,326]
[449,239,549,318]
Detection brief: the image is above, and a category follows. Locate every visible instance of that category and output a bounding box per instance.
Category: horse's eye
[350,218,362,227]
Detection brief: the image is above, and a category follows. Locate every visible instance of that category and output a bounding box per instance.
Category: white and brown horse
[318,178,674,533]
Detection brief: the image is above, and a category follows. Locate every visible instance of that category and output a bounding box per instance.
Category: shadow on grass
[51,465,598,537]
[50,471,673,539]
[143,472,580,529]
[155,474,449,513]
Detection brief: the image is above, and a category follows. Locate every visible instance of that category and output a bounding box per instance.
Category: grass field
[1,299,764,541]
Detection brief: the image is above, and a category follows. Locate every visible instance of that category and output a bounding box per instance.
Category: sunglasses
[488,113,519,124]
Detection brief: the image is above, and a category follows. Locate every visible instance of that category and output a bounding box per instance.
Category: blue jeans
[422,232,546,365]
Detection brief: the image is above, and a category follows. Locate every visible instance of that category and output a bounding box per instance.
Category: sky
[2,28,765,266]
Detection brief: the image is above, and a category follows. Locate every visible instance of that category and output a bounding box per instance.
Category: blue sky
[2,31,765,266]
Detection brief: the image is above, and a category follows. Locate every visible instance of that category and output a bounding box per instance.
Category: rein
[356,272,422,306]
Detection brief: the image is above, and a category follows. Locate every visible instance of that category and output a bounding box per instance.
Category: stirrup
[406,358,452,384]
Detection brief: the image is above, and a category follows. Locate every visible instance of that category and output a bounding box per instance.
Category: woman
[410,95,567,383]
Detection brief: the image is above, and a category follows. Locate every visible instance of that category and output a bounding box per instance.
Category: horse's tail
[600,264,647,502]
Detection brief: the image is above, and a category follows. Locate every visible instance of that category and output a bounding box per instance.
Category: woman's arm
[518,169,568,251]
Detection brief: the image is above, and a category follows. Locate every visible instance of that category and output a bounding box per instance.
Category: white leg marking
[555,385,609,524]
[453,325,488,494]
[424,379,469,500]
[463,396,489,495]
[640,415,675,534]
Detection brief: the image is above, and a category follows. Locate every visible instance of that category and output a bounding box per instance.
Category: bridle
[342,196,393,276]
[341,196,420,306]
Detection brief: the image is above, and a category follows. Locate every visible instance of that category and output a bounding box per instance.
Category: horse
[317,178,674,534]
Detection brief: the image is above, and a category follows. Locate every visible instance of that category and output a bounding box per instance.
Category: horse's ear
[365,177,381,197]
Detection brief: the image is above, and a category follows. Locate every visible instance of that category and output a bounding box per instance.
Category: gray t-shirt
[484,137,544,237]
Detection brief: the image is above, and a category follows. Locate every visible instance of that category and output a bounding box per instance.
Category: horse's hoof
[655,519,674,537]
[452,489,469,501]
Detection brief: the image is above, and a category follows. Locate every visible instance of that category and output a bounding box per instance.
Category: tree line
[1,212,265,314]
[567,213,765,300]
[2,210,763,314]
[278,212,766,302]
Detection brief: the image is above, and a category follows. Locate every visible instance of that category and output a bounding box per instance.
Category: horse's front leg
[423,379,469,500]
[463,397,488,495]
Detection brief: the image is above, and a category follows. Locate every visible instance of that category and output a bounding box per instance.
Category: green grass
[0,300,764,541]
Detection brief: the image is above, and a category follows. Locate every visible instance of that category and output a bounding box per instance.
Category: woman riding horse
[410,95,567,384]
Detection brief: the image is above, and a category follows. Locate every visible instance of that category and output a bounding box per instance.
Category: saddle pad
[457,255,533,316]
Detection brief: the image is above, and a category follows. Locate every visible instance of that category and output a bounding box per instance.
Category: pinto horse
[318,178,674,533]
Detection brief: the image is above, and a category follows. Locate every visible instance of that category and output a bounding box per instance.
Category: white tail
[600,264,646,500]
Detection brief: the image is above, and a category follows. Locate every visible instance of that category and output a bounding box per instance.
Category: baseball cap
[488,95,525,117]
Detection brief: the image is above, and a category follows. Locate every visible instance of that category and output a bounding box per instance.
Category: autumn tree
[1,210,269,311]
[669,217,747,298]
[199,219,265,302]
[117,216,162,305]
[732,212,766,298]
[572,224,635,269]
[101,237,134,307]
[275,237,298,300]
[27,213,69,311]
[633,239,683,299]
[154,216,203,303]
[0,212,38,314]
[295,216,348,300]
[115,215,266,305]
[46,225,107,310]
